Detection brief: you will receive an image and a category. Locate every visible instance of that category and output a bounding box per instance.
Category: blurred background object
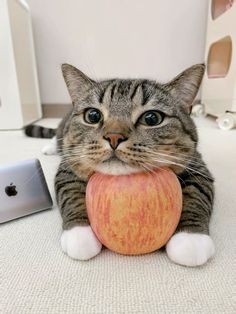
[199,0,236,129]
[0,0,41,129]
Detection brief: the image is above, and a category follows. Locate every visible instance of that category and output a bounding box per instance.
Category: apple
[86,168,182,255]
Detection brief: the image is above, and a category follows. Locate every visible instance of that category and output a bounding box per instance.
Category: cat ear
[61,64,95,103]
[165,64,205,112]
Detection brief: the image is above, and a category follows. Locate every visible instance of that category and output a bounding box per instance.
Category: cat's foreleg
[166,168,215,267]
[55,162,102,260]
[42,136,58,155]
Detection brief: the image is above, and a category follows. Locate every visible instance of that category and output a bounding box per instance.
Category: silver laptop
[0,159,53,223]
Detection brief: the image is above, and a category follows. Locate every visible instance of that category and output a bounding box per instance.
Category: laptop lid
[0,159,53,223]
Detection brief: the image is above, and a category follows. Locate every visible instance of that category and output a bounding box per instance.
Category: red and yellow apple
[86,168,182,255]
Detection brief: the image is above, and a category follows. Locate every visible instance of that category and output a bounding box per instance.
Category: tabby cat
[25,63,215,266]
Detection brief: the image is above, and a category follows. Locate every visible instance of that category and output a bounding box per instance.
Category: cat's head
[61,63,204,177]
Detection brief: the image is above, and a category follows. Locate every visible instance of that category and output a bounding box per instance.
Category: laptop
[0,159,53,223]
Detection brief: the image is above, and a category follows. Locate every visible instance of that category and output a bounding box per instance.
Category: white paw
[166,232,215,267]
[42,136,57,155]
[61,225,102,260]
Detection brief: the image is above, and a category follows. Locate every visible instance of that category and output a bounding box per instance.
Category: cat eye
[84,108,102,124]
[138,110,164,126]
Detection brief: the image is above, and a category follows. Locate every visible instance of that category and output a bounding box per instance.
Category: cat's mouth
[102,154,123,164]
[97,151,141,175]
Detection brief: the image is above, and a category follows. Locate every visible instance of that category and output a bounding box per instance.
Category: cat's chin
[96,160,142,176]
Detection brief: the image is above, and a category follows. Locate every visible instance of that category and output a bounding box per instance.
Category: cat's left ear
[165,64,205,113]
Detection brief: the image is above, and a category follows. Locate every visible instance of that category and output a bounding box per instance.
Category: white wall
[27,0,209,104]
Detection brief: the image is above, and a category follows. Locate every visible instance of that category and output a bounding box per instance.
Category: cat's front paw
[42,136,57,155]
[166,232,215,267]
[61,225,102,260]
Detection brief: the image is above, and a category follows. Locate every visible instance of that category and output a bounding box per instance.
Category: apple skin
[86,168,182,255]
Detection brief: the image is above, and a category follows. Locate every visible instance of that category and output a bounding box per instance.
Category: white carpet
[0,117,235,314]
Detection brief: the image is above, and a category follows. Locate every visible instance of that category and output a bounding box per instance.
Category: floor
[0,117,235,313]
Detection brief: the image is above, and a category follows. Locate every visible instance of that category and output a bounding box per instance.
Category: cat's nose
[103,133,128,150]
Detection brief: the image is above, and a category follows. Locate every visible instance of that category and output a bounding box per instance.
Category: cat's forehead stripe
[97,79,187,118]
[130,83,141,100]
[141,81,155,106]
[100,79,157,108]
[110,83,117,101]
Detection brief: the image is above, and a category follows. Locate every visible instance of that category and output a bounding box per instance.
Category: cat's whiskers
[152,156,207,177]
[126,147,211,181]
[138,160,165,174]
[138,162,155,174]
[136,145,198,162]
[147,151,202,166]
[61,142,208,181]
[153,150,202,162]
[153,143,197,149]
[144,159,202,184]
[147,157,212,181]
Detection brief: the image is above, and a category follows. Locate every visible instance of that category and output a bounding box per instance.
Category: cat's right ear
[61,64,95,104]
[164,64,205,113]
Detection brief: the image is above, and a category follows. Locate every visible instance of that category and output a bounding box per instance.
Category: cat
[25,63,215,267]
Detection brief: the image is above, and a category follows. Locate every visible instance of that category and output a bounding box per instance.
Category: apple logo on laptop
[5,183,18,197]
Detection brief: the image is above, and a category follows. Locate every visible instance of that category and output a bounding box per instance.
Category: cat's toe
[42,144,57,155]
[42,136,57,155]
[60,225,102,260]
[166,232,215,267]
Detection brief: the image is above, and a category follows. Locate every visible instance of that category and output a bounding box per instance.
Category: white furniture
[194,0,236,129]
[0,0,41,130]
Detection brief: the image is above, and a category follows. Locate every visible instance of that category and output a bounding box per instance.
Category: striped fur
[25,125,56,138]
[53,63,214,238]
